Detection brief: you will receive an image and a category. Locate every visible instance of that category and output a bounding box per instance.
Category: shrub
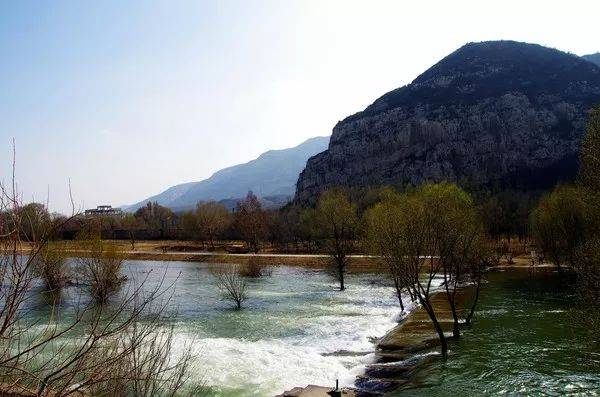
[77,237,127,304]
[36,243,70,291]
[212,265,248,309]
[240,256,271,278]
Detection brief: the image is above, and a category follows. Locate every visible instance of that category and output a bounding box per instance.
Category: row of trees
[530,106,600,311]
[6,188,535,256]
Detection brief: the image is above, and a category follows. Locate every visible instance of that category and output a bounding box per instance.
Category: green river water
[393,269,600,396]
[23,261,600,396]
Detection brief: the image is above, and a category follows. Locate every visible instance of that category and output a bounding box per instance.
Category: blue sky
[1,0,599,213]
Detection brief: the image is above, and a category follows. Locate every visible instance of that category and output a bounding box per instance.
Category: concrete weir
[362,289,470,394]
[277,288,471,396]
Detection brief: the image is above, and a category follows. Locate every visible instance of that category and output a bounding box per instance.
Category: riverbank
[17,240,386,272]
[19,240,547,274]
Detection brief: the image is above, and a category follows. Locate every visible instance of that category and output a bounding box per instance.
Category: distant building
[84,205,123,216]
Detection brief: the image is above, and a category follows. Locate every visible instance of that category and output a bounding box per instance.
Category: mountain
[296,41,600,202]
[126,136,329,212]
[583,53,600,67]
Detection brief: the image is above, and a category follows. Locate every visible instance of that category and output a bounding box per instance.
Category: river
[23,261,600,396]
[30,260,408,396]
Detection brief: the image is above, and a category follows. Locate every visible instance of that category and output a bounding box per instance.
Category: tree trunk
[339,266,345,291]
[407,288,416,302]
[465,279,481,326]
[393,277,404,311]
[443,268,461,338]
[433,315,448,358]
[449,299,460,339]
[421,299,447,358]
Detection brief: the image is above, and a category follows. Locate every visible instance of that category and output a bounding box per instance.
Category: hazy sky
[1,0,599,213]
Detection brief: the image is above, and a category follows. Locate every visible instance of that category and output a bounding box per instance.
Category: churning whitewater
[123,261,414,396]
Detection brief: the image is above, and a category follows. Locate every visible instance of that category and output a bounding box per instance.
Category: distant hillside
[126,136,329,212]
[296,41,600,202]
[583,53,600,67]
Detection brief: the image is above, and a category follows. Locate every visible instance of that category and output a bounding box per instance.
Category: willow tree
[364,182,487,356]
[530,185,586,272]
[363,185,447,353]
[315,189,358,291]
[364,189,413,311]
[427,183,486,339]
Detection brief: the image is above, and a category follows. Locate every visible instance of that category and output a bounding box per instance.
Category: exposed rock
[296,41,600,202]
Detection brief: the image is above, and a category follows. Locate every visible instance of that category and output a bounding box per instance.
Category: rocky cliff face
[296,41,600,202]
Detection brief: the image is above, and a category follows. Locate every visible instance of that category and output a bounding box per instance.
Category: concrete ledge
[275,385,356,397]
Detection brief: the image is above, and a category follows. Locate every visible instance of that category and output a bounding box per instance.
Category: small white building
[84,205,123,216]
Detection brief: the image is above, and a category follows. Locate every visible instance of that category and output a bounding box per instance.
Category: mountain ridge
[296,41,600,202]
[125,136,329,212]
[583,53,600,67]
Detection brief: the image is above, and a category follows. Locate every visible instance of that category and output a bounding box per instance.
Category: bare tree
[212,265,248,309]
[235,192,268,254]
[18,202,51,242]
[104,322,203,397]
[315,189,358,291]
[498,240,515,264]
[196,201,230,250]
